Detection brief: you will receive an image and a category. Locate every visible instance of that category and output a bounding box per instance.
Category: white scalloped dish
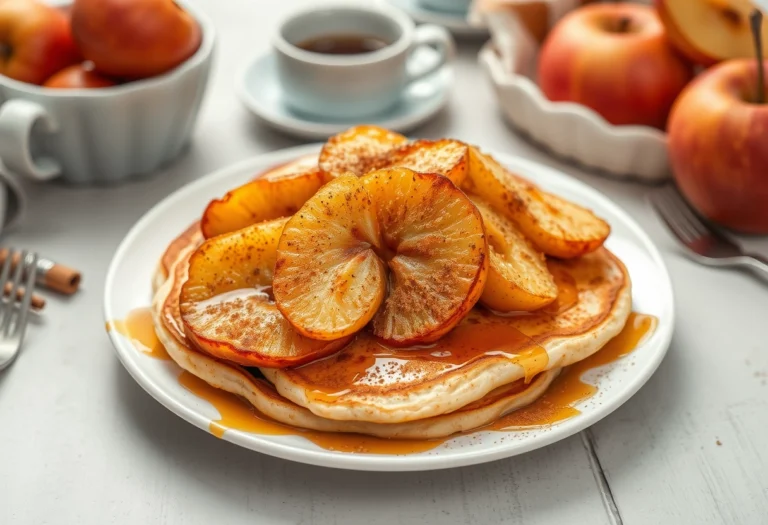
[478,19,670,182]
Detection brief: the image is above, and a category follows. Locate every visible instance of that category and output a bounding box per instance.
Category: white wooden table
[2,1,767,523]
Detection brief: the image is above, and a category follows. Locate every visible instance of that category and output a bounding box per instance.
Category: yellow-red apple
[538,3,693,129]
[44,62,117,89]
[0,0,80,85]
[656,0,768,66]
[71,0,201,79]
[669,59,768,233]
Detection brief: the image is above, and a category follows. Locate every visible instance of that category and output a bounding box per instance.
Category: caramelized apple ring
[273,168,489,346]
[180,217,349,367]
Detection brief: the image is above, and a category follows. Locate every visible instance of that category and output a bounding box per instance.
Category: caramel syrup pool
[178,371,445,454]
[107,307,169,360]
[488,312,657,429]
[110,309,656,454]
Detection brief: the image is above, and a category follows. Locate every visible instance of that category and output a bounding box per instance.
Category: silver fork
[651,185,768,275]
[0,249,39,371]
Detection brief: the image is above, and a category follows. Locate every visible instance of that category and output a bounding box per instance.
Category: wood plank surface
[1,1,766,524]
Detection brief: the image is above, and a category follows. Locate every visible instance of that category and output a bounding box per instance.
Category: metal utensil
[0,249,38,370]
[651,185,768,276]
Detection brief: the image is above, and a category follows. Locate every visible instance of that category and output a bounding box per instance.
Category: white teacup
[273,2,455,120]
[0,0,214,185]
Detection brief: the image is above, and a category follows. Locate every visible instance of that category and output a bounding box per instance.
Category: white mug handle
[0,99,62,181]
[406,24,456,83]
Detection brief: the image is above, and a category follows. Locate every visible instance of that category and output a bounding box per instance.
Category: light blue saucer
[237,49,453,141]
[388,0,488,37]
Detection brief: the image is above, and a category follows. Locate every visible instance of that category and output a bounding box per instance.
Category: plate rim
[104,143,674,471]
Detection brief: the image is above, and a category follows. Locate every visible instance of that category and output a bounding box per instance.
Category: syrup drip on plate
[175,312,656,453]
[110,305,656,454]
[489,312,657,429]
[178,371,446,454]
[107,307,170,360]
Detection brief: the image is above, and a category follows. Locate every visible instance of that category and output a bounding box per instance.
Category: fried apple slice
[381,139,469,186]
[273,168,488,346]
[201,167,327,238]
[180,217,348,367]
[471,196,557,312]
[365,168,488,345]
[273,176,387,341]
[318,125,408,179]
[463,147,610,258]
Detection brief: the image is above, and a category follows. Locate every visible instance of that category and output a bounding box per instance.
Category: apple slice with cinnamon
[180,217,349,367]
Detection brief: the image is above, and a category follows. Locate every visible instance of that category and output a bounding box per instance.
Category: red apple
[538,3,693,129]
[71,0,201,80]
[656,0,768,66]
[43,62,117,89]
[668,59,768,233]
[0,0,80,85]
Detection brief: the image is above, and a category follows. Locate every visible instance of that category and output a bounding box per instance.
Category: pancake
[149,146,630,428]
[155,221,203,292]
[264,248,631,423]
[152,246,559,439]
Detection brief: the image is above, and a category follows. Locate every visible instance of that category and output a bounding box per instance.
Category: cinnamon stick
[0,249,81,295]
[2,282,45,311]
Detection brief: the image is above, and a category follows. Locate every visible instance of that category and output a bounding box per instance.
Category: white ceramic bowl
[478,38,670,182]
[0,1,214,185]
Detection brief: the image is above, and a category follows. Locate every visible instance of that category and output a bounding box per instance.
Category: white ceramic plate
[388,0,488,37]
[237,51,451,141]
[104,144,674,472]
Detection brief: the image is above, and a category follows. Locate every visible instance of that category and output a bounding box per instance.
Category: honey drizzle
[107,307,170,360]
[541,264,579,315]
[178,372,291,438]
[297,322,550,406]
[489,312,658,429]
[111,305,656,454]
[178,371,446,454]
[175,313,655,453]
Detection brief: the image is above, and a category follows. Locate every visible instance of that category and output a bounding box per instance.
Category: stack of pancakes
[151,155,631,440]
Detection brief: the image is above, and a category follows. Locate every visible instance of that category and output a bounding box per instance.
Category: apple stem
[750,9,765,104]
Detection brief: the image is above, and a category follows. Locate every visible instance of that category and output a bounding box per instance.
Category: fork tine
[668,186,739,246]
[0,249,13,320]
[652,189,697,243]
[13,253,38,343]
[0,249,22,335]
[660,189,702,241]
[0,249,12,286]
[663,187,709,237]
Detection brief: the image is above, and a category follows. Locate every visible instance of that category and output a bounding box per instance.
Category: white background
[1,0,767,523]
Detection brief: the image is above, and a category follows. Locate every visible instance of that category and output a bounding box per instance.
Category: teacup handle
[406,24,456,83]
[0,99,62,181]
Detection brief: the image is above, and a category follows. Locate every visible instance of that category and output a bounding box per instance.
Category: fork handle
[743,253,768,276]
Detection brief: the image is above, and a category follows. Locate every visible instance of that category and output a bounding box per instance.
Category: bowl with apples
[0,0,214,185]
[662,1,768,234]
[479,1,693,182]
[478,0,768,192]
